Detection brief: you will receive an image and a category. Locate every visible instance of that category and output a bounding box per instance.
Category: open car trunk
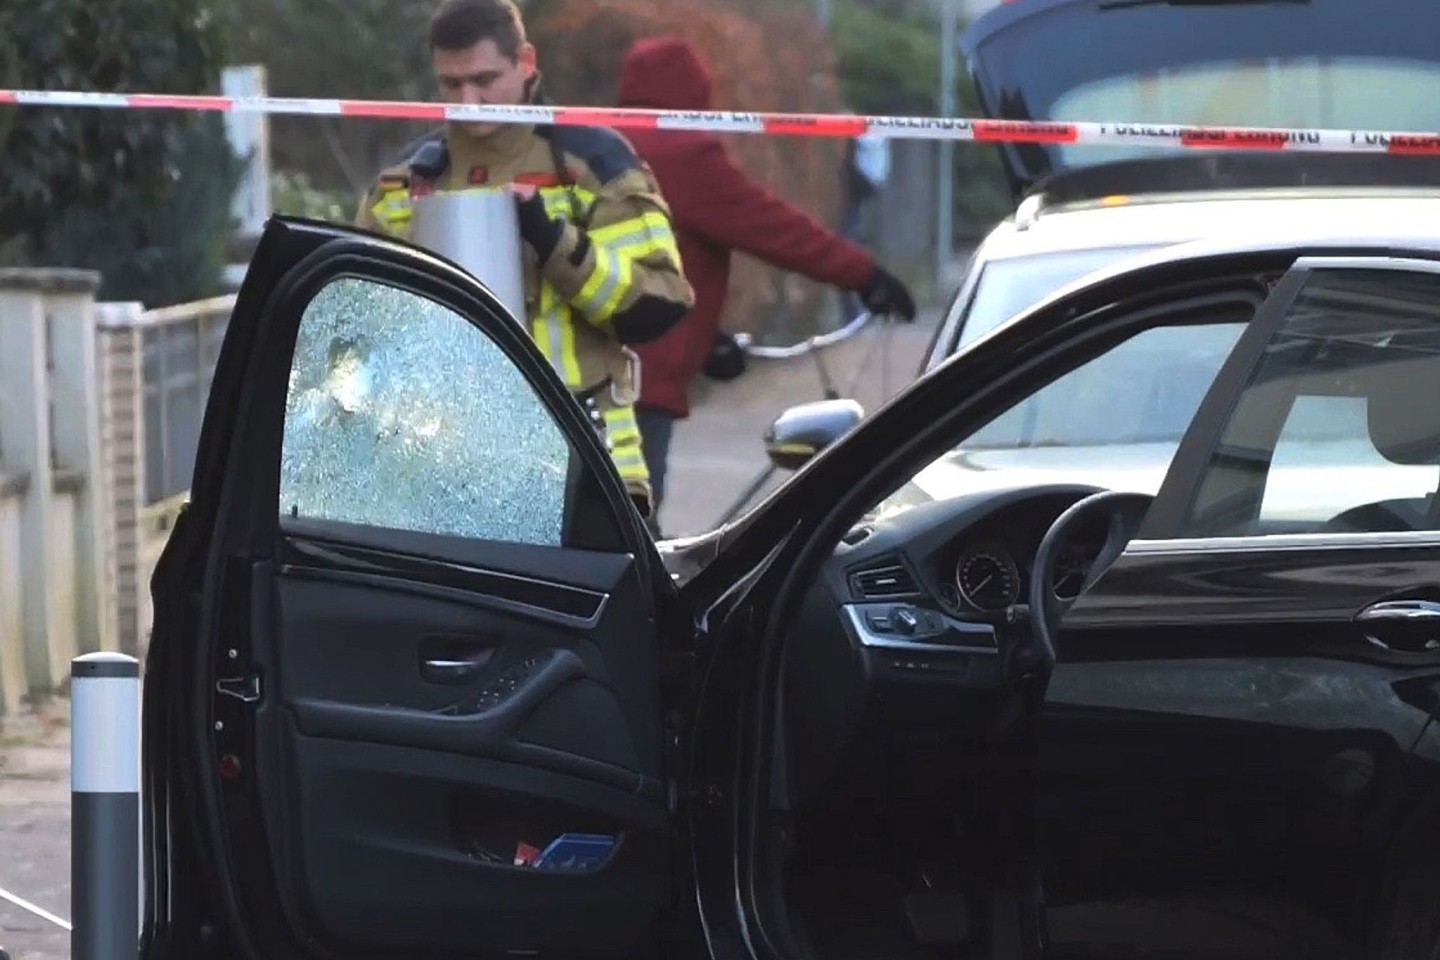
[959,0,1440,199]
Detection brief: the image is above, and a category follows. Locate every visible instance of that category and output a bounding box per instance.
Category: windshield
[966,323,1243,449]
[871,320,1247,521]
[957,246,1165,348]
[963,0,1440,184]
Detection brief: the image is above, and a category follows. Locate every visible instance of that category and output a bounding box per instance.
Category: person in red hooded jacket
[615,36,916,532]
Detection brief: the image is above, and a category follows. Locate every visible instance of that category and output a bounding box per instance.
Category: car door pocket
[453,792,623,874]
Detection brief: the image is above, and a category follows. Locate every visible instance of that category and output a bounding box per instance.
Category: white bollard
[71,652,140,960]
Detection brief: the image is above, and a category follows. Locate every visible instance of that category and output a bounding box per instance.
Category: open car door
[1026,255,1440,955]
[143,218,683,960]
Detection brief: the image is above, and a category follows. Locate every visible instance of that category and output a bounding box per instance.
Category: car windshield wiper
[1100,0,1308,9]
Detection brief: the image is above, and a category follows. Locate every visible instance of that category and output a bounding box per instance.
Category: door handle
[1356,599,1440,623]
[421,651,492,684]
[1355,599,1440,652]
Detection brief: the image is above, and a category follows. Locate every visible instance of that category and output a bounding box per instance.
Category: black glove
[861,265,916,322]
[515,190,564,265]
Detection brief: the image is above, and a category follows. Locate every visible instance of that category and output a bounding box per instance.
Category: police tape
[3,88,1440,153]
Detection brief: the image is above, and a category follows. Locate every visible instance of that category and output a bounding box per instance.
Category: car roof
[977,189,1440,263]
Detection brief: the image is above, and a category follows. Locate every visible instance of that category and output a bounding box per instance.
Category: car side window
[278,276,574,546]
[1179,268,1440,538]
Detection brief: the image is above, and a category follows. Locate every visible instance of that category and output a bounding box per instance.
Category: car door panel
[1069,538,1440,630]
[151,219,678,960]
[266,736,669,956]
[272,520,660,790]
[1044,550,1438,952]
[1033,260,1440,955]
[252,511,671,953]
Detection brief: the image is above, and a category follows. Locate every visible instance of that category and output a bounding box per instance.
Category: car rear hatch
[960,0,1440,199]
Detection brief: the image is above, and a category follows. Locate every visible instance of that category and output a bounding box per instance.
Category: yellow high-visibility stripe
[598,256,633,319]
[574,247,625,322]
[531,285,556,363]
[603,407,641,444]
[539,185,596,220]
[609,445,647,465]
[557,301,582,386]
[370,189,413,233]
[530,285,584,387]
[610,451,649,479]
[605,405,648,480]
[590,213,680,265]
[589,211,671,244]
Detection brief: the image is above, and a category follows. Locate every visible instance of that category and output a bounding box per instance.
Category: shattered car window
[279,276,572,546]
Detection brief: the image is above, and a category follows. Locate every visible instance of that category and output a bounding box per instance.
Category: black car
[142,4,1440,960]
[145,216,1440,960]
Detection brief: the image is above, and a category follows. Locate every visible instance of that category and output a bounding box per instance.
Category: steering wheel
[1028,490,1155,673]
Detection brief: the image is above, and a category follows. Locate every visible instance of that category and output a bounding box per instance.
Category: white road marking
[0,885,72,931]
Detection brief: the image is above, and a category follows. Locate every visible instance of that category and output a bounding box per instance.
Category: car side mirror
[764,399,865,471]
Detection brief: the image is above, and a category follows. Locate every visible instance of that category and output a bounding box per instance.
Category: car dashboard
[831,484,1109,679]
[781,482,1114,801]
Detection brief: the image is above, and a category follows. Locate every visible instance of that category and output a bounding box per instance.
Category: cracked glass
[279,277,572,545]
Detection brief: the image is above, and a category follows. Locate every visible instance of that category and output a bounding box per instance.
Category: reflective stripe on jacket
[355,111,694,505]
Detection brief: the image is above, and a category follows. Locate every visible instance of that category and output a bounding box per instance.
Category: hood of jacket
[616,37,713,111]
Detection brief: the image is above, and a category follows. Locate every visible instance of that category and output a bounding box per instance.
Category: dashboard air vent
[849,560,919,598]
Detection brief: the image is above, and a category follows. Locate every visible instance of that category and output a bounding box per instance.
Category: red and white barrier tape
[4,88,1440,153]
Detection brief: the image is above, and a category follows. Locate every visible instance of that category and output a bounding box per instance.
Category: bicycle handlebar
[731,311,880,359]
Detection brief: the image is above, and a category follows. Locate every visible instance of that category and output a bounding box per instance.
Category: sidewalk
[0,308,939,959]
[0,703,71,960]
[658,308,938,536]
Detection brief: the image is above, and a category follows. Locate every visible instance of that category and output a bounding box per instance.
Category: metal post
[71,652,140,960]
[937,0,958,294]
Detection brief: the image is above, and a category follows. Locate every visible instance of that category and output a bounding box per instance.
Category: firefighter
[356,0,695,523]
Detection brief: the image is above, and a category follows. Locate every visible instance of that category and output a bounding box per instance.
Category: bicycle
[710,308,898,528]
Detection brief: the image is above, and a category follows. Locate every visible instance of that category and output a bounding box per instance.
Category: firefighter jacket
[355,92,694,509]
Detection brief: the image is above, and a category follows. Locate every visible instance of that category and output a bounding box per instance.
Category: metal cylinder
[71,652,140,960]
[411,189,527,322]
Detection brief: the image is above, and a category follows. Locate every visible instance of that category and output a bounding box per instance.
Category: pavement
[0,702,71,960]
[0,306,939,959]
[658,310,936,536]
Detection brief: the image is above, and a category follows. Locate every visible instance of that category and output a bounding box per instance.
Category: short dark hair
[429,0,526,59]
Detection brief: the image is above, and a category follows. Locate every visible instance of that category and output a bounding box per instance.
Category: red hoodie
[616,37,877,419]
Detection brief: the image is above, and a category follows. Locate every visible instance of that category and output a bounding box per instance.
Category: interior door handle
[1355,599,1440,623]
[422,653,491,684]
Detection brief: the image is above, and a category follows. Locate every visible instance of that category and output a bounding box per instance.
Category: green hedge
[0,0,244,307]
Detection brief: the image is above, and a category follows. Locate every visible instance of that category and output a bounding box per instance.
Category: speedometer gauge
[955,549,1020,611]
